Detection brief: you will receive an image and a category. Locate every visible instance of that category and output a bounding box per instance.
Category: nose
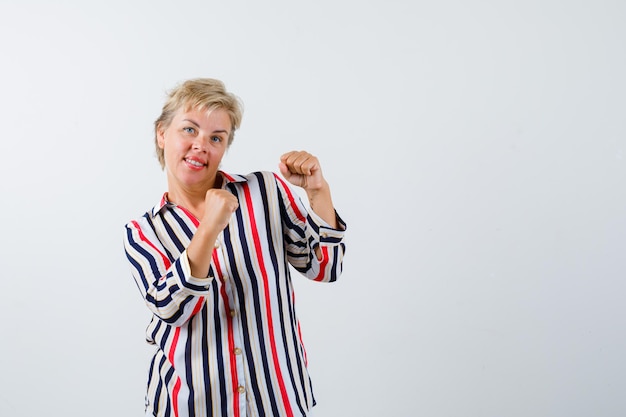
[192,135,208,152]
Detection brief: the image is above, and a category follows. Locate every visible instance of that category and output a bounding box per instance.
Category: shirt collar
[150,171,248,218]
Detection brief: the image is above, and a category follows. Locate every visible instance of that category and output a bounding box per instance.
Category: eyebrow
[182,118,201,127]
[182,119,230,135]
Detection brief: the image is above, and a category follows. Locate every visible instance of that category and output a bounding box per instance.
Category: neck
[166,172,223,219]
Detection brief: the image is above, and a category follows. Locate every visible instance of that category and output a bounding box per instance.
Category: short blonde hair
[154,78,243,169]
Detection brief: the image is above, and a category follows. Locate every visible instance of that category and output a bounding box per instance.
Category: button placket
[230,305,247,401]
[215,232,248,405]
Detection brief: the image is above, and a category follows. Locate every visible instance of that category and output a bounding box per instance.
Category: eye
[183,126,196,134]
[211,136,223,143]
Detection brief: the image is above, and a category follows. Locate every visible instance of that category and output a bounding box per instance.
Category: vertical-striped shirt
[123,171,346,417]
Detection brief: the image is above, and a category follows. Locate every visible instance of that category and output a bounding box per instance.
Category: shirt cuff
[176,249,214,295]
[307,209,346,245]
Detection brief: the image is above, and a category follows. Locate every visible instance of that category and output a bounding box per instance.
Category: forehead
[174,105,232,129]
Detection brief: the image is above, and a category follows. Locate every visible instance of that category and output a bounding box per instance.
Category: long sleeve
[274,173,347,283]
[124,215,211,327]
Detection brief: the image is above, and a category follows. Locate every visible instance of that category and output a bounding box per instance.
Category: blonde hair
[154,78,243,169]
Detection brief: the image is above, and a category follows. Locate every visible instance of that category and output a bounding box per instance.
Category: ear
[156,124,166,149]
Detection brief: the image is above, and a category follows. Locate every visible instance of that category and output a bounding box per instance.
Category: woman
[123,78,346,417]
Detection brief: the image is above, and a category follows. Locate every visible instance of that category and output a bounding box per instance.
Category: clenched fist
[202,188,239,232]
[278,150,326,191]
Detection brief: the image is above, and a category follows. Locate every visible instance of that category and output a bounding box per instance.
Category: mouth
[185,157,207,168]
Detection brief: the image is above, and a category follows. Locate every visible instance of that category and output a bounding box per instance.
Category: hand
[279,150,339,238]
[186,189,238,278]
[278,150,326,192]
[202,188,239,232]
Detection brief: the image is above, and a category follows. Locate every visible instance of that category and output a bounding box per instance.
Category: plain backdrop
[1,0,625,416]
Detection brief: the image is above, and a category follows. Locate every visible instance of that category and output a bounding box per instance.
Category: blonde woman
[123,78,346,417]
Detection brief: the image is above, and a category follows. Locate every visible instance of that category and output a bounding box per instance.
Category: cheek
[165,138,186,155]
[162,146,180,167]
[212,148,227,162]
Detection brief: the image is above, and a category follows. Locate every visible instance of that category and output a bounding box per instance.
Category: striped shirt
[123,170,346,417]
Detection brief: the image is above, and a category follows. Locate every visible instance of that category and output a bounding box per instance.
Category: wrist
[306,179,330,199]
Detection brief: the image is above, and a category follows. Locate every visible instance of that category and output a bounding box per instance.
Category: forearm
[307,180,338,229]
[186,222,221,278]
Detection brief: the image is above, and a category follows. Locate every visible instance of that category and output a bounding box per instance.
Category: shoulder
[124,206,162,233]
[124,194,168,231]
[124,211,153,234]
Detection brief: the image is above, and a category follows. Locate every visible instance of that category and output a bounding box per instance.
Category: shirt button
[230,310,236,317]
[234,348,242,355]
[214,241,220,248]
[237,386,245,394]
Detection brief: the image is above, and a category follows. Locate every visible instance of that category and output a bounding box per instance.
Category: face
[157,107,231,195]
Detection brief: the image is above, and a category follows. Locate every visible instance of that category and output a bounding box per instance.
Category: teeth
[186,158,204,167]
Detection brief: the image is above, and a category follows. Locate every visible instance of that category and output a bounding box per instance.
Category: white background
[1,0,625,416]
